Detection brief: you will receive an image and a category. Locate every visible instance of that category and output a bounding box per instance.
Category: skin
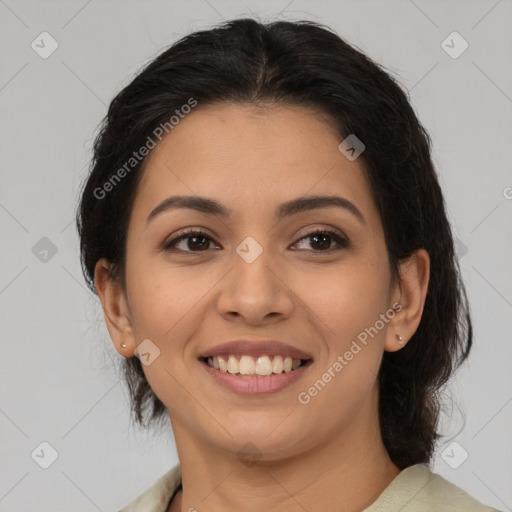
[95,102,430,512]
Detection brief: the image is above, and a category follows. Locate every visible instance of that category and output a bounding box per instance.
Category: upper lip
[199,340,313,360]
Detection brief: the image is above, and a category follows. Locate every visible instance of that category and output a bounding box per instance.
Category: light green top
[118,463,502,511]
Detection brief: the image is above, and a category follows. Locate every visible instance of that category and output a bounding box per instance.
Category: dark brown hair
[76,18,472,469]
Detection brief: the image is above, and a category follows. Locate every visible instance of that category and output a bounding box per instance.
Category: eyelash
[162,227,349,254]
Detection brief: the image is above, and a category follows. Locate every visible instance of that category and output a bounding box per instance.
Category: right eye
[162,229,221,253]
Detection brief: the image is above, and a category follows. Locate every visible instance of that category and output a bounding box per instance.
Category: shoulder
[364,464,502,512]
[117,464,182,512]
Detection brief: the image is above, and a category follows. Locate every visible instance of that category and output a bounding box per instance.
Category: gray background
[1,0,511,510]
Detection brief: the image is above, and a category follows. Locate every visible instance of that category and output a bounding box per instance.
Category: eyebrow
[146,194,365,226]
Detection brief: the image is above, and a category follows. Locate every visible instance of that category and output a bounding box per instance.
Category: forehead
[131,102,378,226]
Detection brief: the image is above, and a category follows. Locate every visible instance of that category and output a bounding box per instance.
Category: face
[101,102,409,460]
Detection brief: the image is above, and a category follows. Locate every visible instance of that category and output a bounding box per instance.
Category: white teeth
[255,355,273,375]
[272,355,283,374]
[227,355,239,374]
[206,354,305,376]
[239,355,255,375]
[218,355,228,372]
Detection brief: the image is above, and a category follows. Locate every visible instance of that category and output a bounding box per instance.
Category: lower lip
[199,359,313,395]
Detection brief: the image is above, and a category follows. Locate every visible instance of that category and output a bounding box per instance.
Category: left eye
[293,230,349,252]
[163,229,348,253]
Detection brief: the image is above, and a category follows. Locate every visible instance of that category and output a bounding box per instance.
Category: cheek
[125,254,229,364]
[124,251,197,341]
[124,260,207,412]
[294,262,389,427]
[299,256,390,336]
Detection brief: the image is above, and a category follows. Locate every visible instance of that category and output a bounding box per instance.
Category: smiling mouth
[200,354,313,377]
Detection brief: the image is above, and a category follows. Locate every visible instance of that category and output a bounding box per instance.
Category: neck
[168,393,400,512]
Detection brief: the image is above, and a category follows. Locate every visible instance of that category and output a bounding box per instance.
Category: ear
[94,258,136,357]
[384,248,430,352]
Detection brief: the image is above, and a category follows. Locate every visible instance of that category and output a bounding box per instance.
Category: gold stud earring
[396,334,404,345]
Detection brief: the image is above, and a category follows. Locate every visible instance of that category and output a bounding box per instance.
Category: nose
[216,240,294,325]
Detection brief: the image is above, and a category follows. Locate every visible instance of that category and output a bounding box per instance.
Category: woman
[76,18,501,512]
